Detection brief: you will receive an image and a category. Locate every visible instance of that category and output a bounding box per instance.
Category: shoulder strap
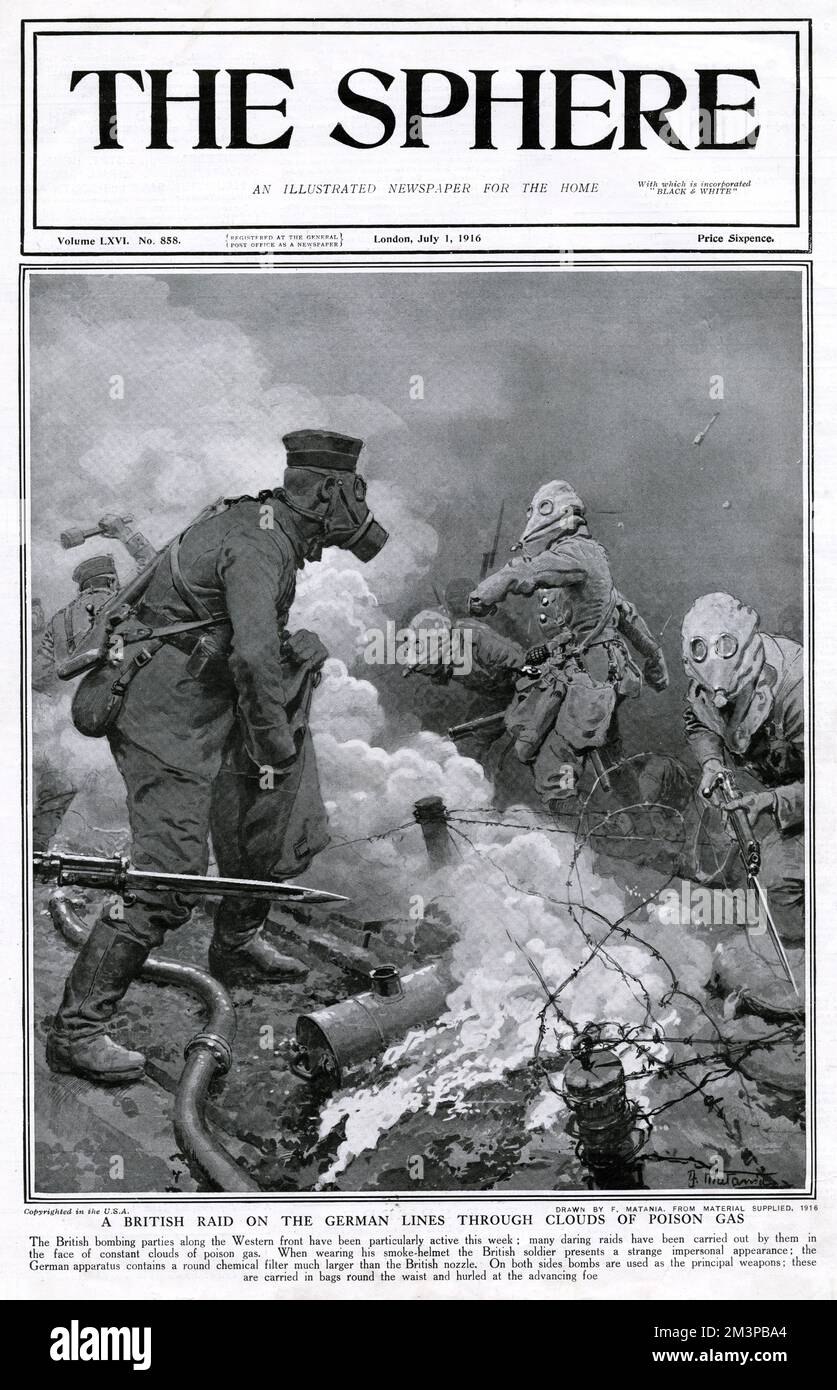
[767,636,803,707]
[168,532,215,621]
[575,589,619,656]
[63,601,77,653]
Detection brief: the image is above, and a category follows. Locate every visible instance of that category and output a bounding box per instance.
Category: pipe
[47,890,259,1193]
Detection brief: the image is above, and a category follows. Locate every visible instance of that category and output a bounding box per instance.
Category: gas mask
[280,468,388,562]
[520,480,587,558]
[278,430,388,563]
[681,592,765,712]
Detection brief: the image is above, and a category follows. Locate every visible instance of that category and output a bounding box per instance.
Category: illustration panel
[24,266,808,1196]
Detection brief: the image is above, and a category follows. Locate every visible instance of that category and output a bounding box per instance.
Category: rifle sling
[169,530,216,621]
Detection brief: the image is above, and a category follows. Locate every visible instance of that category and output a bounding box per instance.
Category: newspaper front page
[0,0,833,1328]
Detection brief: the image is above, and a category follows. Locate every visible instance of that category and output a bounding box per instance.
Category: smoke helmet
[521,480,586,557]
[681,591,765,710]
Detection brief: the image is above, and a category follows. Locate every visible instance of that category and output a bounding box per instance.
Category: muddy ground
[32,866,806,1196]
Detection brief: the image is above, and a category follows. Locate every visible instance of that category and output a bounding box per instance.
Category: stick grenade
[60,515,133,549]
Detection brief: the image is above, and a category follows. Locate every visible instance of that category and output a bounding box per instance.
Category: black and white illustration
[25,266,808,1196]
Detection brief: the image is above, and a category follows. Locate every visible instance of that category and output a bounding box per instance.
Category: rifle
[55,548,169,680]
[33,850,347,906]
[480,501,506,581]
[448,711,506,743]
[703,768,800,997]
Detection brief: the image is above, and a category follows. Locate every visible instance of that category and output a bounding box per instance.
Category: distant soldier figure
[47,430,388,1085]
[681,592,803,946]
[468,481,669,825]
[404,606,526,697]
[32,514,156,694]
[32,517,156,847]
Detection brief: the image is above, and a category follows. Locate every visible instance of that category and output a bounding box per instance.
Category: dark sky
[161,267,805,625]
[30,268,805,752]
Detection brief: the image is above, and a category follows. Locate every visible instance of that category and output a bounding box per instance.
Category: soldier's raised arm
[469,548,585,614]
[616,592,669,690]
[97,513,157,570]
[121,526,157,569]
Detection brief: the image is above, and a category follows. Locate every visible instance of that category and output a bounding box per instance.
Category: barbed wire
[439,783,802,1180]
[41,751,804,1183]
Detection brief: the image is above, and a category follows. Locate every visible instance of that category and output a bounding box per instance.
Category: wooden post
[413,795,452,866]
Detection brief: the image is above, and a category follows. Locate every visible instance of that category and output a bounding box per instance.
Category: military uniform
[471,529,666,806]
[110,495,331,950]
[455,619,526,695]
[33,536,156,852]
[33,556,119,696]
[33,526,156,695]
[684,632,804,943]
[48,429,387,1085]
[414,614,525,696]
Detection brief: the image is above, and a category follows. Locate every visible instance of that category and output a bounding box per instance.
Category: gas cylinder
[291,961,453,1085]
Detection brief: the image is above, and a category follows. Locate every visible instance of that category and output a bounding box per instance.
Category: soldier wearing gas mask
[681,592,803,945]
[47,429,388,1085]
[468,481,668,823]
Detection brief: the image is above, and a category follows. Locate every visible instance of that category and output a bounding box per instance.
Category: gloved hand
[98,513,132,539]
[644,650,669,691]
[284,628,329,671]
[724,789,776,823]
[698,758,725,801]
[468,594,496,618]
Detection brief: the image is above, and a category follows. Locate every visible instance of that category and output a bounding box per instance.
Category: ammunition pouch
[504,638,638,765]
[136,607,233,687]
[560,673,618,750]
[185,632,232,684]
[505,670,568,764]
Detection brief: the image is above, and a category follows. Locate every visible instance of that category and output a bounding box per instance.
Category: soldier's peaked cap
[72,553,117,587]
[282,429,364,472]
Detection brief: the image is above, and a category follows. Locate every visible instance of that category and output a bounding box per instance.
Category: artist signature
[688,1168,776,1188]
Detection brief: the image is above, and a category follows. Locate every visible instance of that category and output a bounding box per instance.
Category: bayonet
[703,769,800,998]
[33,850,348,906]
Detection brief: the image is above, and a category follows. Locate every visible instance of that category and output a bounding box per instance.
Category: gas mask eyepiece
[681,592,764,710]
[521,480,586,557]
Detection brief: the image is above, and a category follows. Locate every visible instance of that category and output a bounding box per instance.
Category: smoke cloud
[27,273,803,1186]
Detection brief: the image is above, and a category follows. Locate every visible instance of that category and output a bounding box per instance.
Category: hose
[47,889,260,1194]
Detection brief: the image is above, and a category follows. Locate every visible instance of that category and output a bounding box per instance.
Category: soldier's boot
[46,919,148,1084]
[209,907,308,983]
[209,932,308,982]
